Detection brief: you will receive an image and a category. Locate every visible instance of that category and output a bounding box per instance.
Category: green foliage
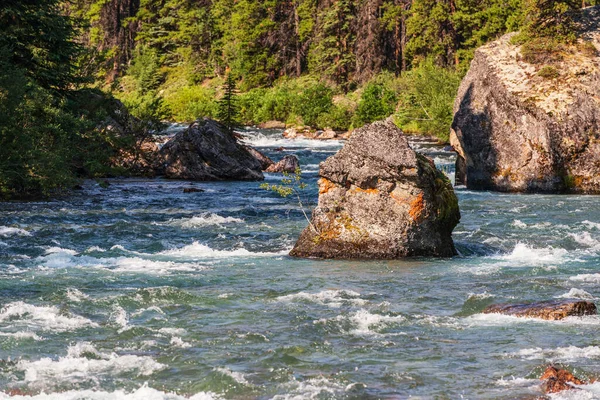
[297,83,333,128]
[164,85,218,122]
[521,0,580,41]
[316,104,353,131]
[260,168,316,232]
[217,74,239,133]
[538,65,560,79]
[116,46,168,122]
[353,81,398,126]
[520,37,566,64]
[0,0,84,92]
[0,1,127,199]
[394,59,462,142]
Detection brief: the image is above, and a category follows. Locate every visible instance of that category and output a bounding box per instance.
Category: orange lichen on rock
[318,178,337,194]
[541,366,586,394]
[408,193,426,222]
[353,187,379,195]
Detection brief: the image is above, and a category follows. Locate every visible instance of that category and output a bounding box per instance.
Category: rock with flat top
[483,300,597,320]
[290,120,460,259]
[159,119,264,181]
[451,6,600,193]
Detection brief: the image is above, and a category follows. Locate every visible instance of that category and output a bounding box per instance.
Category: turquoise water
[1,128,600,399]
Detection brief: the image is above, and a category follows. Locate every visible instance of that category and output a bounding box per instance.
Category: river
[0,127,599,399]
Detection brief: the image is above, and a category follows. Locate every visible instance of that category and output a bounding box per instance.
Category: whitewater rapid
[1,128,600,398]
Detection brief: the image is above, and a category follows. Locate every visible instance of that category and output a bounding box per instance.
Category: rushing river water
[1,128,600,399]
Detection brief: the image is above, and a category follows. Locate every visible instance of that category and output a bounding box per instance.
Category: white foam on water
[0,331,42,341]
[110,305,129,331]
[511,345,600,361]
[570,232,600,249]
[110,257,203,274]
[570,274,600,283]
[16,343,165,388]
[241,133,343,149]
[157,327,187,336]
[84,246,106,253]
[556,288,596,300]
[315,309,405,336]
[495,377,538,388]
[0,226,31,237]
[158,241,289,259]
[464,313,600,327]
[214,367,251,385]
[131,306,165,317]
[271,377,347,400]
[511,220,527,228]
[499,243,569,265]
[276,289,367,308]
[160,213,244,229]
[549,382,600,400]
[583,220,600,230]
[0,302,98,332]
[0,383,220,400]
[467,292,494,300]
[170,336,191,349]
[66,288,90,303]
[37,247,207,274]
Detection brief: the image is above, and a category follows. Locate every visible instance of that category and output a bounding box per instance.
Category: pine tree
[217,74,239,134]
[522,0,580,39]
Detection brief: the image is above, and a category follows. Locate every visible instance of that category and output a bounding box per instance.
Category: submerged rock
[290,120,460,259]
[265,155,300,173]
[159,119,264,181]
[483,300,597,321]
[541,366,586,394]
[451,7,600,193]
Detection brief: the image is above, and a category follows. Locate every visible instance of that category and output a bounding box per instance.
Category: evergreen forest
[0,0,595,198]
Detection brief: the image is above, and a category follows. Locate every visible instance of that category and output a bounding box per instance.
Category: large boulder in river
[159,119,264,181]
[451,7,600,193]
[483,300,597,321]
[290,120,460,259]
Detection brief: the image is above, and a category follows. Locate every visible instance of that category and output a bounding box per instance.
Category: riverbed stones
[483,300,597,321]
[451,6,600,193]
[290,120,460,259]
[159,119,264,181]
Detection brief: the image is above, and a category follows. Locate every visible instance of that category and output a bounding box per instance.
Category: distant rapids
[1,127,600,399]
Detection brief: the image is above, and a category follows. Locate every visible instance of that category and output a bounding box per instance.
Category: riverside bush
[395,60,461,142]
[353,81,398,126]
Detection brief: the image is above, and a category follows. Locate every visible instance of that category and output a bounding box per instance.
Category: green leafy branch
[260,167,318,233]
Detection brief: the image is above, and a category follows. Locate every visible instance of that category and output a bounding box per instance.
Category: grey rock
[451,7,600,193]
[290,120,460,259]
[245,146,274,170]
[159,119,264,181]
[265,155,300,173]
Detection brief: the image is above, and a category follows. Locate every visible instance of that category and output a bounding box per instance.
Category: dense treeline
[0,0,596,198]
[70,0,599,135]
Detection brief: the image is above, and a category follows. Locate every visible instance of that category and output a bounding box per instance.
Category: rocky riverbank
[451,6,600,193]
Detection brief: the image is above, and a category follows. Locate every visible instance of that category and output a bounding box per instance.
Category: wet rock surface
[265,155,300,173]
[451,7,600,193]
[541,366,586,394]
[290,120,460,259]
[159,119,264,181]
[483,300,597,320]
